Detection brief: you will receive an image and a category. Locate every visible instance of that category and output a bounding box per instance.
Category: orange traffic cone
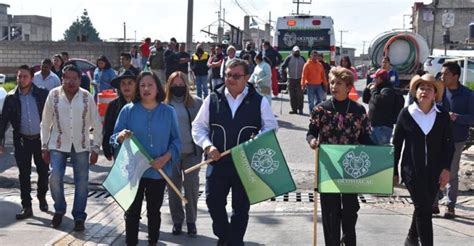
[348,86,359,101]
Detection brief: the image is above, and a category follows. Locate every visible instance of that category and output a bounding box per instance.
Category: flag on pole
[318,144,394,194]
[231,130,296,204]
[102,136,152,211]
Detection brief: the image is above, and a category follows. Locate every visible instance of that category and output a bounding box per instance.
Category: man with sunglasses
[192,59,278,245]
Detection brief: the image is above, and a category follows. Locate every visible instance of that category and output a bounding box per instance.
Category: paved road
[0,80,472,245]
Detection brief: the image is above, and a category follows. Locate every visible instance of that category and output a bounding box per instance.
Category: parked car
[423,55,455,79]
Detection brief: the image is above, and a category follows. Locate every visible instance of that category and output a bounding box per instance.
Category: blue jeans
[49,147,90,221]
[195,75,209,98]
[306,84,325,113]
[370,126,393,145]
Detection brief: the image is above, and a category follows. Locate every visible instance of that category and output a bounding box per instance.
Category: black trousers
[288,78,304,112]
[405,179,439,246]
[320,193,360,246]
[125,178,166,246]
[13,135,49,208]
[206,165,250,246]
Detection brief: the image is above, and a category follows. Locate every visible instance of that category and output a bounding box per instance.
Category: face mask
[171,86,186,97]
[294,52,300,57]
[197,48,203,53]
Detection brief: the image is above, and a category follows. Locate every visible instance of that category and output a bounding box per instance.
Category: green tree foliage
[63,9,101,42]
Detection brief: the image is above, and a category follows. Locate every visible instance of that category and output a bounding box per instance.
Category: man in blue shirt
[0,65,49,219]
[434,61,474,218]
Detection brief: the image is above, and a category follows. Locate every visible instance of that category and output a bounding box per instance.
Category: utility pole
[217,0,223,43]
[339,30,348,49]
[123,22,126,42]
[430,0,439,55]
[186,0,193,53]
[293,0,312,15]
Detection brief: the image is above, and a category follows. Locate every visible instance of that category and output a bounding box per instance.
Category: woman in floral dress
[306,66,373,246]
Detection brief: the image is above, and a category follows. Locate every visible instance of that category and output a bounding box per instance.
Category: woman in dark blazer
[393,73,454,246]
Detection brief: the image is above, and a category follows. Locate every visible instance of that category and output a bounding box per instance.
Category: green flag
[102,136,152,211]
[318,144,394,194]
[231,130,296,204]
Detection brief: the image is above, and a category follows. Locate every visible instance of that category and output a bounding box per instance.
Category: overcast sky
[5,0,432,55]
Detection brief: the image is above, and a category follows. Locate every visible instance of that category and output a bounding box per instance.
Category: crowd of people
[0,37,472,246]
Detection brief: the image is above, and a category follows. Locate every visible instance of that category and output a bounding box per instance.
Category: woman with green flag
[111,71,181,245]
[306,66,372,246]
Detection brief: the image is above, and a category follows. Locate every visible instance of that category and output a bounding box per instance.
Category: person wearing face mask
[281,46,306,114]
[164,71,203,238]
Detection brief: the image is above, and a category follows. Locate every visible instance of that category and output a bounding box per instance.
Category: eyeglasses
[225,73,246,80]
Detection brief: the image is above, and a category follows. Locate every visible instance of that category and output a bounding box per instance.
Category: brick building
[412,0,474,50]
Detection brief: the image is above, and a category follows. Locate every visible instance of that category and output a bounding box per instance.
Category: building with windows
[412,0,474,50]
[0,3,52,41]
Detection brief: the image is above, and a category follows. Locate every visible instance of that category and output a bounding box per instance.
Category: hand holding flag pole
[184,149,231,174]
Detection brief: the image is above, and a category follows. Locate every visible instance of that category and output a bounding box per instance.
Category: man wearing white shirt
[192,59,278,245]
[40,65,102,232]
[32,58,61,91]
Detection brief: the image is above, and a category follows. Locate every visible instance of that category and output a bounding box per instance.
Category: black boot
[172,223,182,235]
[404,235,419,246]
[16,207,33,220]
[187,223,197,237]
[38,196,48,212]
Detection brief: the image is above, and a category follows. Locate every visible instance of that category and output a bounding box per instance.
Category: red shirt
[140,42,151,58]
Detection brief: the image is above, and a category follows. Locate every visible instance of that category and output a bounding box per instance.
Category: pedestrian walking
[102,70,137,161]
[149,40,166,83]
[262,41,282,96]
[130,45,143,71]
[41,65,102,231]
[191,43,210,98]
[164,41,179,81]
[32,58,61,91]
[51,54,64,79]
[393,73,454,246]
[111,71,181,245]
[118,53,140,76]
[164,71,203,237]
[92,55,116,97]
[0,65,50,220]
[207,44,225,89]
[381,56,400,87]
[139,37,152,69]
[301,50,327,113]
[306,67,373,246]
[433,61,474,218]
[192,59,278,245]
[249,53,272,105]
[362,69,396,145]
[281,46,306,114]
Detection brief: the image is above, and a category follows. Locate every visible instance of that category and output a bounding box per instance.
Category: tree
[63,9,101,42]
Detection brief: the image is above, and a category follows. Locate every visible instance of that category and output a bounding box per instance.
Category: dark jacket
[440,83,474,142]
[192,51,210,76]
[102,96,128,159]
[393,107,454,184]
[263,48,282,68]
[209,83,262,167]
[362,81,396,127]
[0,84,48,143]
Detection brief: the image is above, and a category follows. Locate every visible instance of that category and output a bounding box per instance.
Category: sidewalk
[0,183,473,246]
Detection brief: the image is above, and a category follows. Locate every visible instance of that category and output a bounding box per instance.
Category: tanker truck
[368,30,430,90]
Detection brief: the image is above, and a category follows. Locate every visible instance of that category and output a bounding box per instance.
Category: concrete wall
[0,41,133,77]
[413,0,474,50]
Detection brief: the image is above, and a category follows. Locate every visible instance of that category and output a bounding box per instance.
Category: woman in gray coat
[164,71,203,237]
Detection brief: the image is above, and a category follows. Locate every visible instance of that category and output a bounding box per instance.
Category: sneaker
[51,213,63,228]
[444,207,455,219]
[289,111,297,114]
[187,223,197,237]
[298,109,303,115]
[432,205,440,215]
[38,196,48,212]
[73,220,85,231]
[172,223,182,235]
[15,208,33,220]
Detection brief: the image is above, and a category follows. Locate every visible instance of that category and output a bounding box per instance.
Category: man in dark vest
[192,59,278,245]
